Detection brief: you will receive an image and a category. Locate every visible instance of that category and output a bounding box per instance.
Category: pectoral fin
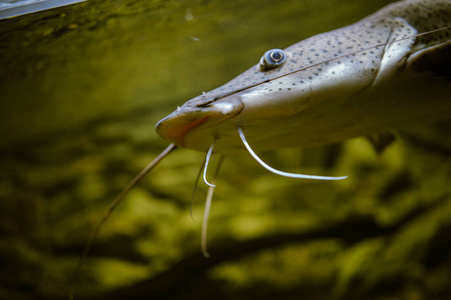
[373,18,417,85]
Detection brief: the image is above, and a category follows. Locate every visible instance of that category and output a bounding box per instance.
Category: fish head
[155,17,426,154]
[155,48,318,153]
[156,37,381,154]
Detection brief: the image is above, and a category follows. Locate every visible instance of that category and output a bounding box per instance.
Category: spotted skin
[156,0,451,154]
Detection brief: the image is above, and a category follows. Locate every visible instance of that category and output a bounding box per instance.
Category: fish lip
[155,96,244,147]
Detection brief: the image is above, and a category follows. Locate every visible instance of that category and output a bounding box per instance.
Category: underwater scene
[1,0,451,299]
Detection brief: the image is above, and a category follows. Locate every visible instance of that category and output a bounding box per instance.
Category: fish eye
[259,49,287,71]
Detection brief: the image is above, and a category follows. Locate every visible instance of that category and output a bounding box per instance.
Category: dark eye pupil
[270,51,283,62]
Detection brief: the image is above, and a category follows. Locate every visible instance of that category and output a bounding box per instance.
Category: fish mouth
[155,96,244,150]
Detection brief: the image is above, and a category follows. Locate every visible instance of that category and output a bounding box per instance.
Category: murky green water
[1,0,451,299]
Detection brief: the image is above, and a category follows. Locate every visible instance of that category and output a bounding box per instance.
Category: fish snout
[155,96,244,150]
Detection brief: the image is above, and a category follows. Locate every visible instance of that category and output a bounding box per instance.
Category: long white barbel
[237,127,347,180]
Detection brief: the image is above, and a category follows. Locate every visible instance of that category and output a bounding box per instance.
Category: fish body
[78,0,451,270]
[156,0,451,154]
